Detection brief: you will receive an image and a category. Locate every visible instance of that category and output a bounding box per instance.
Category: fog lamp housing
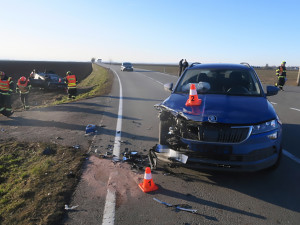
[267,132,278,140]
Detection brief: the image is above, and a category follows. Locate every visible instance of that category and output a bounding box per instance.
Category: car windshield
[174,68,262,96]
[123,63,132,67]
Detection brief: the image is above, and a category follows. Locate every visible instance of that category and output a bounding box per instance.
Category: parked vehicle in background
[121,62,133,71]
[153,62,282,172]
[29,71,67,90]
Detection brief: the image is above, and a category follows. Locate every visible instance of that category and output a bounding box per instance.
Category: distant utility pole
[297,67,300,86]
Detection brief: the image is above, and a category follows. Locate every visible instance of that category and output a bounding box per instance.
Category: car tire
[159,120,169,145]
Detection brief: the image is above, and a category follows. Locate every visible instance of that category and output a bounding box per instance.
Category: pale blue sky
[1,0,299,66]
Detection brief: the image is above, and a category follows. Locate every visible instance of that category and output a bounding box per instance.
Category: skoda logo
[208,115,217,123]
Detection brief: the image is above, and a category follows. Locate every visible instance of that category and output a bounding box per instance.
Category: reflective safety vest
[0,77,12,93]
[17,79,30,93]
[66,75,77,88]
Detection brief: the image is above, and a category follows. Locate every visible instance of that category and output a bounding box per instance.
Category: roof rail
[189,62,201,67]
[240,62,251,68]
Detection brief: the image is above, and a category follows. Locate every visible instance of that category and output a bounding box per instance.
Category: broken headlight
[251,119,278,134]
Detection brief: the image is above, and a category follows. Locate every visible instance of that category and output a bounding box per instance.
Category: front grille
[186,146,276,162]
[186,123,250,143]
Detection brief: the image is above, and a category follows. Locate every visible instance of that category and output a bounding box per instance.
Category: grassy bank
[52,63,113,105]
[0,64,113,225]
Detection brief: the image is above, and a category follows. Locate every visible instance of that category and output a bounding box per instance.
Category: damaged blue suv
[153,63,282,172]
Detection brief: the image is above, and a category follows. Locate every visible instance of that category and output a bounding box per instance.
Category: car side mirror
[164,83,173,92]
[266,85,279,96]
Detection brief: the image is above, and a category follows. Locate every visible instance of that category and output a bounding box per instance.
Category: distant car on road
[121,62,133,71]
[29,71,67,90]
[153,62,282,172]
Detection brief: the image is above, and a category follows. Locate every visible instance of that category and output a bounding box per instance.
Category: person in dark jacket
[182,59,189,72]
[275,61,287,90]
[0,71,14,117]
[178,59,184,76]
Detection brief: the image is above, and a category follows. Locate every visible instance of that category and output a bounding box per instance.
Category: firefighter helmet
[66,71,72,75]
[20,76,27,83]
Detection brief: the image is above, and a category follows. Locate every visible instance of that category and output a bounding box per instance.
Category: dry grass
[0,63,113,225]
[0,141,87,225]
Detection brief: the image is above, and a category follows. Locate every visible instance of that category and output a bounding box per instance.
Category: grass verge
[0,64,113,225]
[50,63,113,106]
[0,141,87,225]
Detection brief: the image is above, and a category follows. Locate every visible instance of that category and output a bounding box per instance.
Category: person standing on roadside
[182,59,189,72]
[178,59,184,76]
[0,71,14,117]
[275,61,287,91]
[16,76,31,110]
[65,71,77,99]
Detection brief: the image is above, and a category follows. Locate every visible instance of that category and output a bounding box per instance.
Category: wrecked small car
[153,63,282,172]
[30,71,67,90]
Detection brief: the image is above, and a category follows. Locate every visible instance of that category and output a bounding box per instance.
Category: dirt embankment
[0,60,92,82]
[0,60,93,110]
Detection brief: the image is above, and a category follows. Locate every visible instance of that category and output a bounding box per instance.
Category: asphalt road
[2,63,299,224]
[67,64,300,225]
[66,64,300,225]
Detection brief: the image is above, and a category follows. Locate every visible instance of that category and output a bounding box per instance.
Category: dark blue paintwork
[162,93,277,124]
[157,63,282,172]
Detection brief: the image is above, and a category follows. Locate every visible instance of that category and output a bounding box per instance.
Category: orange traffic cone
[185,83,202,107]
[139,167,158,193]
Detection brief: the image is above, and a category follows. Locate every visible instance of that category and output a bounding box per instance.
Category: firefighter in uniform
[65,71,77,99]
[16,76,31,110]
[0,71,14,117]
[275,61,287,90]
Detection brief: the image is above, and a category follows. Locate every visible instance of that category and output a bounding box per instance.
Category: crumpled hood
[161,93,277,124]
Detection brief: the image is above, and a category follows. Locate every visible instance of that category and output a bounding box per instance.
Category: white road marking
[290,107,300,112]
[102,188,116,225]
[283,149,300,164]
[102,68,123,225]
[111,69,123,161]
[140,73,164,85]
[270,102,277,105]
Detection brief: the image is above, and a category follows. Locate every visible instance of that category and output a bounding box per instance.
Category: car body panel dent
[161,93,277,124]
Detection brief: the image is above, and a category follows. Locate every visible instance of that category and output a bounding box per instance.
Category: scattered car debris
[42,146,56,155]
[148,145,158,170]
[122,148,148,170]
[73,145,80,149]
[56,136,63,140]
[66,171,75,178]
[64,204,79,211]
[85,124,96,134]
[153,198,197,214]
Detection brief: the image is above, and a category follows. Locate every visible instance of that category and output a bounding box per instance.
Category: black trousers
[68,88,77,98]
[0,93,13,116]
[20,93,29,108]
[0,93,11,109]
[277,77,286,87]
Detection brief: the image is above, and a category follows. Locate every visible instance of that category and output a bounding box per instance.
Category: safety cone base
[185,98,202,107]
[139,181,158,193]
